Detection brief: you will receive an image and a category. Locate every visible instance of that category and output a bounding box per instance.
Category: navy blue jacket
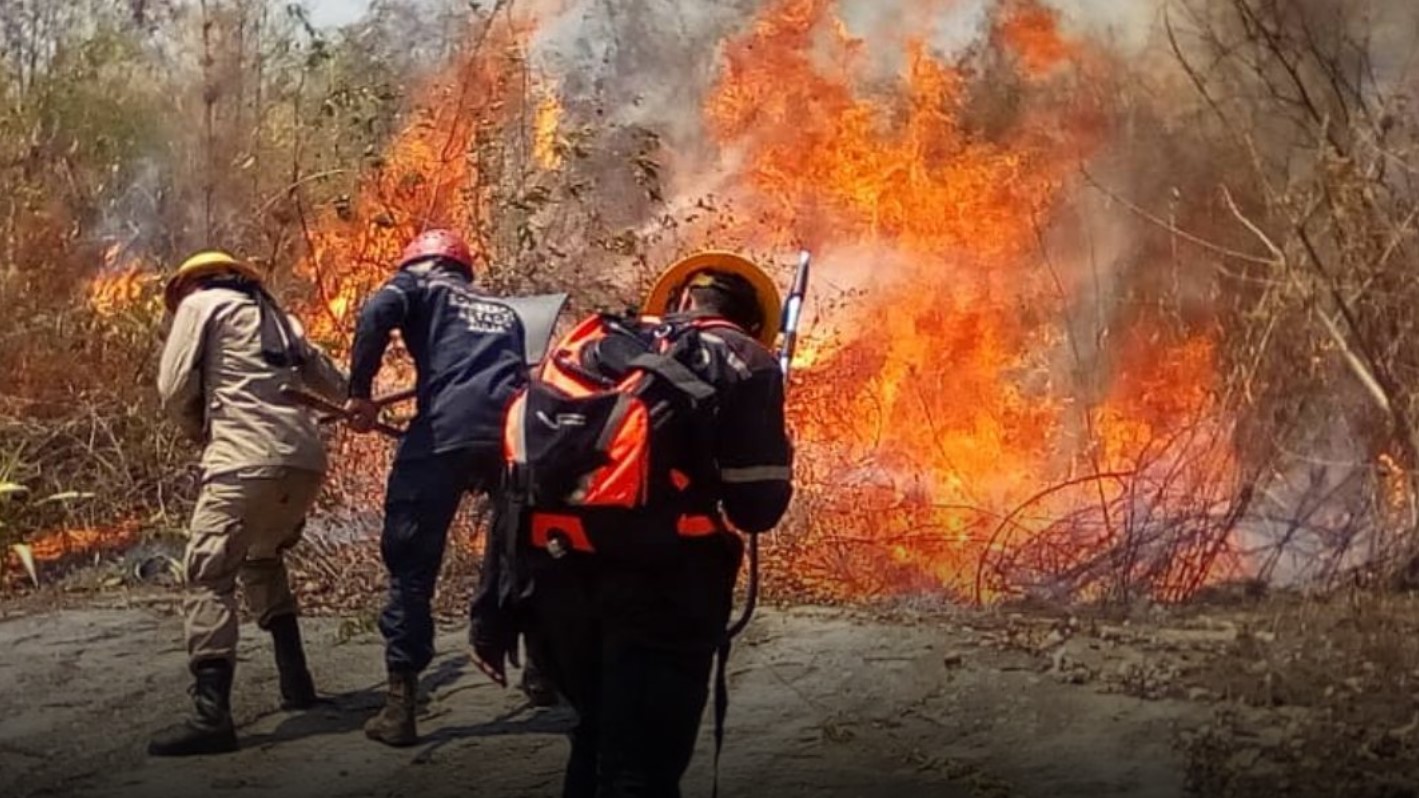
[677,312,794,535]
[349,261,526,461]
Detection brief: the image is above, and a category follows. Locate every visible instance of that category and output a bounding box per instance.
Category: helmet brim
[643,251,782,348]
[164,253,262,312]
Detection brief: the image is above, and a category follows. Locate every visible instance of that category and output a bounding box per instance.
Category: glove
[343,397,378,433]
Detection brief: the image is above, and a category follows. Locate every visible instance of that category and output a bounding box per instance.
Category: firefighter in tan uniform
[149,251,348,757]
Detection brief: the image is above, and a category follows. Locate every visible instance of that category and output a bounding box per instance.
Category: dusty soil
[1,590,1415,798]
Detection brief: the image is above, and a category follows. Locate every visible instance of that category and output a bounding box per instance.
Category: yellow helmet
[164,250,262,312]
[642,251,782,347]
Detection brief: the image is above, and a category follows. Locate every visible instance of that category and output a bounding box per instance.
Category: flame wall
[685,0,1238,601]
[292,0,1242,602]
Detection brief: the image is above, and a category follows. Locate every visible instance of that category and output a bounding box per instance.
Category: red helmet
[399,229,474,274]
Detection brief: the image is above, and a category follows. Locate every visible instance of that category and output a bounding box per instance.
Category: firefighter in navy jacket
[345,229,526,747]
[471,252,793,797]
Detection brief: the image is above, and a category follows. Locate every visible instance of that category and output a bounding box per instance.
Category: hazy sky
[306,0,373,27]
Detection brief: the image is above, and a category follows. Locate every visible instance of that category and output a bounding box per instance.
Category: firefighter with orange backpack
[470,251,801,797]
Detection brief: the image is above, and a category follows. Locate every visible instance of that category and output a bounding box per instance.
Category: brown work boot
[364,669,418,746]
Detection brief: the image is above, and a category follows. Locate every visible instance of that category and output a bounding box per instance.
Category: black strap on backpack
[626,351,716,401]
[710,531,759,798]
[203,276,305,369]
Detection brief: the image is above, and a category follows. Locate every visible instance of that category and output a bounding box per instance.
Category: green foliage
[27,27,165,165]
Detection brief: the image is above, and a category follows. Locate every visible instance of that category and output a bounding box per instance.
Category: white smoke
[1046,0,1161,53]
[92,157,166,266]
[529,0,760,151]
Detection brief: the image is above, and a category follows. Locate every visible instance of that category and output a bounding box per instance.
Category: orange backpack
[502,312,728,555]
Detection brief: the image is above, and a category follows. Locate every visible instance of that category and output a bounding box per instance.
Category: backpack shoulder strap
[590,315,715,401]
[540,314,624,386]
[626,351,716,401]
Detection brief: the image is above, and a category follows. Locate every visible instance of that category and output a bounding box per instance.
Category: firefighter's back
[391,263,526,460]
[192,287,326,476]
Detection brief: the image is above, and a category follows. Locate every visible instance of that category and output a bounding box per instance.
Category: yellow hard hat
[164,250,262,311]
[642,251,782,347]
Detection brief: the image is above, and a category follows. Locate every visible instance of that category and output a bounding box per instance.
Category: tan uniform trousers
[183,466,323,666]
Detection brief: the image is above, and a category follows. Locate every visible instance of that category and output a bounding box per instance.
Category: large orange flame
[698,0,1238,602]
[286,1,1240,603]
[295,18,534,351]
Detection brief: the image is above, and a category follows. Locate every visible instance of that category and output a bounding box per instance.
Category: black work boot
[268,613,318,710]
[520,660,560,708]
[148,659,238,757]
[363,669,418,747]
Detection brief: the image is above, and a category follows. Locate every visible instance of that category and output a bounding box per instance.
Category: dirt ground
[1,590,1416,798]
